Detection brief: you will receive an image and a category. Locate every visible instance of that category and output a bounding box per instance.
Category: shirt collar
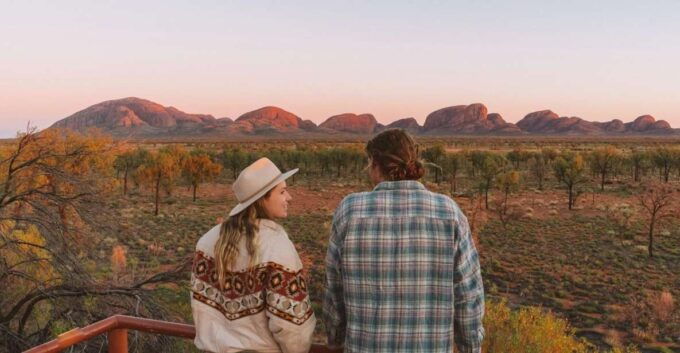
[373,180,427,192]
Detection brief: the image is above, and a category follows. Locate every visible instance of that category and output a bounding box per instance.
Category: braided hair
[366,129,425,181]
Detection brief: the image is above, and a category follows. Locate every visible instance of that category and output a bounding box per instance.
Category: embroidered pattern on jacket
[191,250,313,325]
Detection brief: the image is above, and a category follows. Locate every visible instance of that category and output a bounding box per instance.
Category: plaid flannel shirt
[324,180,484,353]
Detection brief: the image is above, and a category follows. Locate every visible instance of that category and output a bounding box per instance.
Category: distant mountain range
[50,97,679,137]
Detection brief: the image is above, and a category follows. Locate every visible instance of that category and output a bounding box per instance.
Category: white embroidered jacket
[191,219,316,353]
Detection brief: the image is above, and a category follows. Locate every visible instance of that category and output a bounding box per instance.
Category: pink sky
[1,1,679,137]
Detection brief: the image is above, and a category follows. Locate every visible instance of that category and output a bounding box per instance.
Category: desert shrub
[482,299,590,353]
[617,290,680,344]
[603,203,636,243]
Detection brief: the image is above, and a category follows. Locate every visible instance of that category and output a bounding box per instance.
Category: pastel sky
[2,0,680,138]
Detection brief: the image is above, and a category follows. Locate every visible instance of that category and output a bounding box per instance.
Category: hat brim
[228,168,299,217]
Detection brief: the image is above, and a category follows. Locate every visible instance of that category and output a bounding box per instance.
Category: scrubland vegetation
[2,129,680,352]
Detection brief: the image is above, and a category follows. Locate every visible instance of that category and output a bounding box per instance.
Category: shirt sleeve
[323,204,347,349]
[453,212,485,353]
[264,234,317,353]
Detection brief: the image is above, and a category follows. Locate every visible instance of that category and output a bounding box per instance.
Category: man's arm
[323,207,347,349]
[453,212,485,353]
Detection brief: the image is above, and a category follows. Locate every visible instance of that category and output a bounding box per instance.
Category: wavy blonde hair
[214,191,271,289]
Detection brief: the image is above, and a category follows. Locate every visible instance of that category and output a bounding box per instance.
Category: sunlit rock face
[319,113,378,134]
[516,110,561,133]
[233,106,309,133]
[625,115,672,133]
[517,110,675,135]
[597,119,626,133]
[51,97,216,133]
[50,98,678,137]
[422,103,521,134]
[374,117,422,134]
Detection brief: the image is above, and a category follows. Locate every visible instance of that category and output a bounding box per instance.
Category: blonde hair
[214,192,271,289]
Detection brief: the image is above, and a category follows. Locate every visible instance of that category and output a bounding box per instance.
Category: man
[323,129,485,353]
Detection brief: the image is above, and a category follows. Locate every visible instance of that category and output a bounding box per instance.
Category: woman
[191,157,316,353]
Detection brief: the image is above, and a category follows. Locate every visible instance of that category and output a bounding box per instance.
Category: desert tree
[0,128,188,352]
[588,146,622,191]
[651,147,677,183]
[113,147,151,195]
[135,149,183,216]
[675,149,680,181]
[476,152,506,209]
[637,181,676,258]
[183,151,222,202]
[506,149,529,170]
[541,147,559,162]
[553,153,588,210]
[492,170,521,230]
[159,145,188,196]
[298,149,315,178]
[328,147,353,178]
[444,152,466,194]
[463,191,485,239]
[348,147,367,181]
[316,149,333,177]
[267,148,288,171]
[422,145,446,183]
[629,149,650,183]
[467,150,488,178]
[528,153,549,190]
[283,149,304,184]
[218,148,248,179]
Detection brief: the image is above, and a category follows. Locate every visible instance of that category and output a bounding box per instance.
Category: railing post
[107,329,128,353]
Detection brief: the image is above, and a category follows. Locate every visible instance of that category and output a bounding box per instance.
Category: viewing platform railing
[23,315,335,353]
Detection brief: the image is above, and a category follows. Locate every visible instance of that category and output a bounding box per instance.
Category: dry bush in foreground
[482,299,589,353]
[482,300,642,353]
[0,128,190,352]
[617,290,679,345]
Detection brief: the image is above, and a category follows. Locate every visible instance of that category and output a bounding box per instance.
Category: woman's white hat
[229,158,298,217]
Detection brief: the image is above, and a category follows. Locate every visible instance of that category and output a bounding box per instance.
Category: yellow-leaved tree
[553,153,589,210]
[135,146,185,215]
[0,128,190,352]
[182,150,222,201]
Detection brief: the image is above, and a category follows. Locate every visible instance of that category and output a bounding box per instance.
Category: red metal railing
[23,315,337,353]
